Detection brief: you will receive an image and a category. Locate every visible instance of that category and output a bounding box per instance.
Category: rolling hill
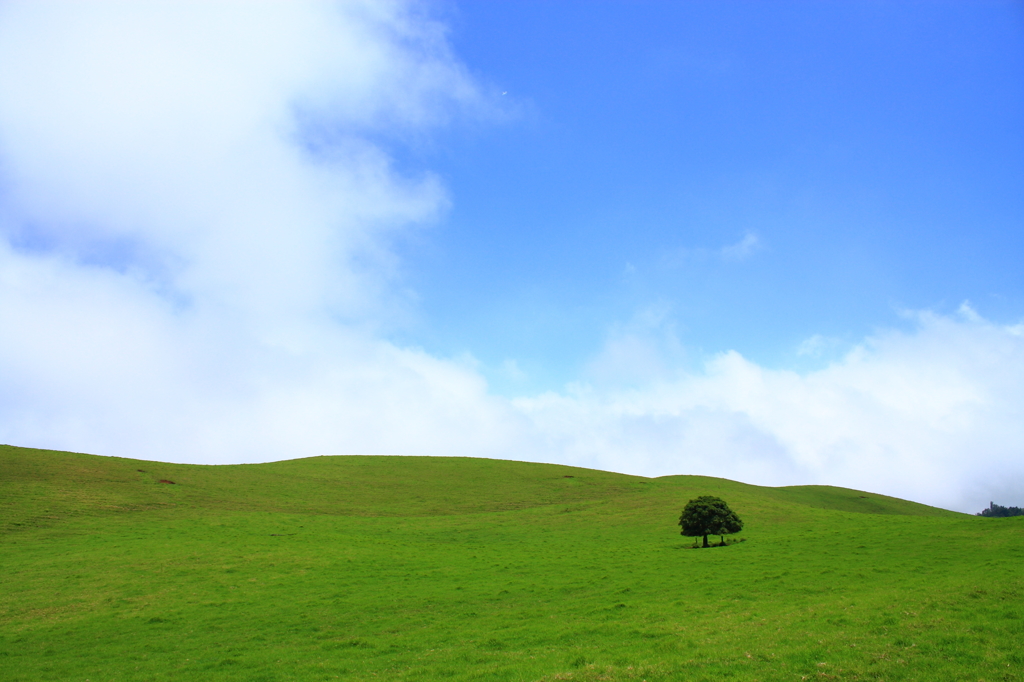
[1,443,1021,681]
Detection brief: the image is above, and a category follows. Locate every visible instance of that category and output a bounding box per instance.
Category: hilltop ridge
[1,443,953,534]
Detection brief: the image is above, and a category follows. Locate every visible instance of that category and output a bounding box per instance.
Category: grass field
[2,444,1022,681]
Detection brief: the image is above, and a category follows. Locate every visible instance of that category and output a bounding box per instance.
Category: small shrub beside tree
[679,495,743,547]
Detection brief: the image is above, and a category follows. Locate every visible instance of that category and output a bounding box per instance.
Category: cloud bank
[0,0,519,458]
[520,306,1024,513]
[0,2,1021,513]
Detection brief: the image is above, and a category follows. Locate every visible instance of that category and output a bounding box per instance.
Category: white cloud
[500,358,528,384]
[582,304,686,387]
[720,230,760,261]
[0,0,519,463]
[662,230,762,266]
[516,311,1024,512]
[796,333,843,358]
[0,2,1021,515]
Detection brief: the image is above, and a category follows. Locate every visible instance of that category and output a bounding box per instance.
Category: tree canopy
[679,495,743,547]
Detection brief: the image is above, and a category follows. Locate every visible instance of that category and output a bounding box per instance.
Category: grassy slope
[1,444,1022,682]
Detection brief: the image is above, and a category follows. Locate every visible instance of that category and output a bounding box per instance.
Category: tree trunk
[702,534,709,548]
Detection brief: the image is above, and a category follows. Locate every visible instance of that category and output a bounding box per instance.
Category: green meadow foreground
[1,445,1022,681]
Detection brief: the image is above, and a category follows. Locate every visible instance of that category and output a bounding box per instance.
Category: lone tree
[679,496,743,547]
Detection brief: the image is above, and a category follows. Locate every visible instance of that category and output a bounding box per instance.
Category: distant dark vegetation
[977,502,1024,517]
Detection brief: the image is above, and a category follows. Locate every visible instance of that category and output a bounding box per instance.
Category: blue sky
[406,1,1024,391]
[0,1,1022,512]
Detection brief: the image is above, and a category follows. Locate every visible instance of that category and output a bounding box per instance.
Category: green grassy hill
[1,444,1021,681]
